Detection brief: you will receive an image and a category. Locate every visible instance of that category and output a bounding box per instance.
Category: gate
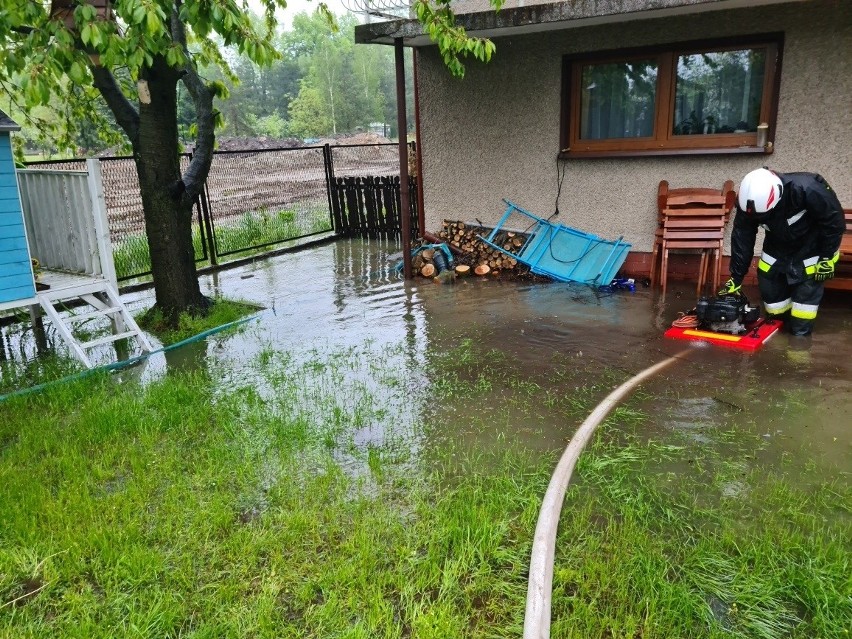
[201,145,334,261]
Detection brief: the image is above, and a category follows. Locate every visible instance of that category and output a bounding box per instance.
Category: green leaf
[68,61,87,84]
[89,24,103,48]
[132,5,146,24]
[146,10,160,36]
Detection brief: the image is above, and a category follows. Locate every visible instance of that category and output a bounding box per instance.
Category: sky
[247,0,358,30]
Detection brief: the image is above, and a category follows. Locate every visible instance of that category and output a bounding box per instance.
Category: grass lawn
[112,208,332,281]
[0,339,848,638]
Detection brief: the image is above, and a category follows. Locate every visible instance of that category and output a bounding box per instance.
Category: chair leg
[660,245,669,296]
[713,244,722,293]
[697,250,708,298]
[650,240,660,290]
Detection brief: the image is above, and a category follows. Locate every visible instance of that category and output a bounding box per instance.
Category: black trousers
[757,269,824,336]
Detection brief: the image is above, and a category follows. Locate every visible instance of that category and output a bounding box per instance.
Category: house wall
[415,0,851,271]
[0,132,36,307]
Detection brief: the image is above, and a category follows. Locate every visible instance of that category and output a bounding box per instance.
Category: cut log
[455,264,471,277]
[421,263,436,277]
[421,248,435,261]
[474,264,491,276]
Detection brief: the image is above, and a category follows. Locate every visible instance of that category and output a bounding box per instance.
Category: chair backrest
[657,180,736,224]
[839,208,852,259]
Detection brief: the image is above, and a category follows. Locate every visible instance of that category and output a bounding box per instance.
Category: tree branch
[171,4,215,204]
[90,65,140,144]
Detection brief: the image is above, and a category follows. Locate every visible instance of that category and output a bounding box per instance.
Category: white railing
[16,159,117,291]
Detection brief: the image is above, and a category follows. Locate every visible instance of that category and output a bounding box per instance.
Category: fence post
[199,183,217,266]
[86,158,119,291]
[323,144,337,233]
[190,149,218,267]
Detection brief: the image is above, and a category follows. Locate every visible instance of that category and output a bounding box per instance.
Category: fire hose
[523,350,689,639]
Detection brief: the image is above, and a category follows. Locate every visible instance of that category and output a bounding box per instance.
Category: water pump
[694,293,761,335]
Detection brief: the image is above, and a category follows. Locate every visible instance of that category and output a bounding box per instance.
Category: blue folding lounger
[477,200,631,286]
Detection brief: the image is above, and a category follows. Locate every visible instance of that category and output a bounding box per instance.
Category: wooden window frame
[559,34,784,158]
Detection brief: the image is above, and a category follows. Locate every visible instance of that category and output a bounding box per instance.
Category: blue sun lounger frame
[478,200,631,286]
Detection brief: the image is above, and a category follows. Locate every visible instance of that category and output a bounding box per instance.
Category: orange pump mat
[664,319,783,351]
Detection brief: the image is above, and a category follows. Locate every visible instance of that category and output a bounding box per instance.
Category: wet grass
[136,297,261,346]
[0,338,848,637]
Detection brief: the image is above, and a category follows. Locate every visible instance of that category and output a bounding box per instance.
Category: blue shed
[0,110,36,311]
[0,115,153,368]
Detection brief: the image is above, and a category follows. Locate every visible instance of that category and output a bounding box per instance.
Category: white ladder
[37,284,154,368]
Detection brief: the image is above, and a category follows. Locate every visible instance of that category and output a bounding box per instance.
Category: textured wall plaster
[416,0,851,255]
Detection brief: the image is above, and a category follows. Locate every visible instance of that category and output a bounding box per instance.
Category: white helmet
[738,168,783,216]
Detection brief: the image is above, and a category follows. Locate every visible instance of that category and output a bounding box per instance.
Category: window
[561,36,782,156]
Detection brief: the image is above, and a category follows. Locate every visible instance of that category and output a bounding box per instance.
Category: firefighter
[718,168,845,336]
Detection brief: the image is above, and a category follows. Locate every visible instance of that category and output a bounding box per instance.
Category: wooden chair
[660,213,726,296]
[651,180,736,295]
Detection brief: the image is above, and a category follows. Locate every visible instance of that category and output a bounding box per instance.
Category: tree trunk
[135,57,208,320]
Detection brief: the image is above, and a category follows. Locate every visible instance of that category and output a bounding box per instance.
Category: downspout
[395,37,413,279]
[523,351,688,639]
[413,48,426,238]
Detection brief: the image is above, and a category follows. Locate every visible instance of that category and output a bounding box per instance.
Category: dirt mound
[313,132,393,146]
[214,137,304,151]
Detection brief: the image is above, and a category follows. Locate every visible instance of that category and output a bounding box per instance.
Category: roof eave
[0,109,21,132]
[354,0,805,46]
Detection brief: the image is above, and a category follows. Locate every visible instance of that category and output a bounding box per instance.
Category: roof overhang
[0,109,21,132]
[354,0,806,46]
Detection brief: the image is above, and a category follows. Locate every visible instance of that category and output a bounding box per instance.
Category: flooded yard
[1,238,849,637]
[128,238,851,473]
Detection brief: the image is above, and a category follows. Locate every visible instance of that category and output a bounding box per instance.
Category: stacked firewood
[413,220,531,279]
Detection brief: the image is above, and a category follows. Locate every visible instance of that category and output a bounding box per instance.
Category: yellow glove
[813,258,835,282]
[717,278,742,296]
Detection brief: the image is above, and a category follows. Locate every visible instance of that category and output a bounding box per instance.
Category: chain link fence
[26,143,411,281]
[26,155,207,281]
[203,146,333,259]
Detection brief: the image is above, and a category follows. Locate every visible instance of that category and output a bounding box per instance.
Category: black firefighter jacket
[729,172,846,285]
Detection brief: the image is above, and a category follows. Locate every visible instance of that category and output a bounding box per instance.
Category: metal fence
[202,145,334,259]
[26,142,414,281]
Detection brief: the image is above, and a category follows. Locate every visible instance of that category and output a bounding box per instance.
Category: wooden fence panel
[330,175,417,240]
[17,168,102,276]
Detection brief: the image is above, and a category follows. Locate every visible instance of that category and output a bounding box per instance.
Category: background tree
[287,81,331,138]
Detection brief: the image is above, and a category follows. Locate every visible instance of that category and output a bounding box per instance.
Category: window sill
[558,146,774,159]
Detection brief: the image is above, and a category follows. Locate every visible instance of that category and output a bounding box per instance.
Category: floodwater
[8,238,852,478]
[120,239,852,478]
